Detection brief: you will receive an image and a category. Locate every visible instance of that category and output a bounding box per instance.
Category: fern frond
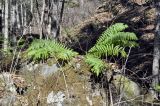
[89,23,138,58]
[85,55,106,76]
[85,23,138,76]
[25,39,78,61]
[101,32,137,44]
[89,44,126,57]
[97,23,128,44]
[55,49,78,60]
[112,32,138,47]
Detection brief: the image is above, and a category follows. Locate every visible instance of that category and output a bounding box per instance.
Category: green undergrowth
[24,39,78,62]
[85,23,138,76]
[24,23,138,76]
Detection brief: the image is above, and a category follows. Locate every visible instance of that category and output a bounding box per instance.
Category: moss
[19,58,92,105]
[112,74,140,99]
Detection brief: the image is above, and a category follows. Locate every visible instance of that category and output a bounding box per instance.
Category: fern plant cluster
[25,39,78,61]
[25,23,138,76]
[85,23,138,76]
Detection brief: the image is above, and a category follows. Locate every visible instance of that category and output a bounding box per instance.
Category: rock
[47,91,65,106]
[24,62,39,71]
[0,93,16,106]
[112,74,140,99]
[41,63,60,78]
[140,33,154,41]
[130,0,147,5]
[0,73,17,105]
[86,96,93,106]
[23,62,60,78]
[144,89,156,103]
[0,73,17,94]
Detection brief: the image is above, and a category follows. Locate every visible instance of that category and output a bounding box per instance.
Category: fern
[89,23,138,58]
[100,32,138,46]
[97,23,128,44]
[89,44,127,58]
[85,55,106,76]
[85,23,138,76]
[25,39,78,61]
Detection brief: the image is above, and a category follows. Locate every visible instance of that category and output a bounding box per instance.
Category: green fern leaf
[85,55,106,76]
[25,39,78,61]
[97,23,128,44]
[85,23,138,76]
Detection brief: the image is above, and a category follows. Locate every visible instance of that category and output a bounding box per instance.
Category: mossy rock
[112,74,140,99]
[20,57,92,105]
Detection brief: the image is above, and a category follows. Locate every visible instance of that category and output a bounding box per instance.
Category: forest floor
[0,0,159,106]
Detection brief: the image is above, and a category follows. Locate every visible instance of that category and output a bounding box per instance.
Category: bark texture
[4,0,9,51]
[152,1,160,99]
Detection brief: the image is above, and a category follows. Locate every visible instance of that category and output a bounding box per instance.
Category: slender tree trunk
[56,0,65,39]
[4,0,9,51]
[2,0,4,34]
[11,0,16,46]
[45,0,51,39]
[23,4,27,35]
[152,1,160,99]
[16,3,20,29]
[35,0,43,39]
[20,3,23,27]
[40,0,45,26]
[31,0,33,13]
[11,0,16,30]
[39,0,45,39]
[20,2,27,35]
[30,0,33,34]
[47,16,51,39]
[49,0,64,39]
[0,0,2,34]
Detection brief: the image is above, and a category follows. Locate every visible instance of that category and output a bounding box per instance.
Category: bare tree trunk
[152,1,160,99]
[16,3,20,30]
[49,0,61,39]
[56,0,65,39]
[20,3,23,27]
[11,0,16,46]
[4,0,9,51]
[47,16,51,39]
[2,0,4,34]
[23,4,27,35]
[20,2,27,35]
[29,0,33,34]
[45,0,52,39]
[30,0,33,14]
[0,0,2,34]
[35,0,44,39]
[11,0,16,30]
[39,0,46,39]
